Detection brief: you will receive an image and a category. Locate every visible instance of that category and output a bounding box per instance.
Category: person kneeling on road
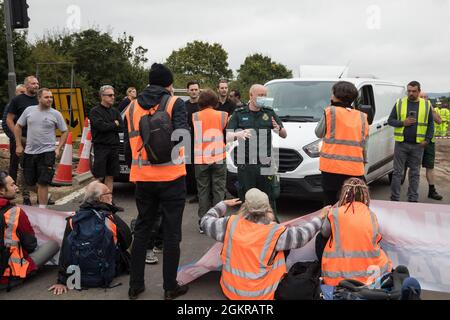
[49,181,131,295]
[200,188,328,300]
[0,171,59,291]
[316,178,393,287]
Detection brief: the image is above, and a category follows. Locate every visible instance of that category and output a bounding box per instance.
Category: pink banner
[177,200,450,293]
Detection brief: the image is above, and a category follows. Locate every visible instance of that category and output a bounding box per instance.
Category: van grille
[232,148,303,173]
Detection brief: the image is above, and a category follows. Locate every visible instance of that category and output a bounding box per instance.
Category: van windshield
[266,81,335,122]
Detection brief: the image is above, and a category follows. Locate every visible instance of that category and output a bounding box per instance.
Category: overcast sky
[25,0,450,92]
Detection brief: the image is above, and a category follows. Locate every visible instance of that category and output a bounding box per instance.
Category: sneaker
[164,283,189,300]
[128,285,145,300]
[37,195,55,206]
[153,246,163,254]
[428,190,443,201]
[23,198,32,206]
[145,250,158,264]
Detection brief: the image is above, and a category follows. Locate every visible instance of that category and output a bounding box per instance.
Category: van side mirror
[358,104,374,125]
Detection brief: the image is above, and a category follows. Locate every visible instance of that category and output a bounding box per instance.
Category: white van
[226,77,405,199]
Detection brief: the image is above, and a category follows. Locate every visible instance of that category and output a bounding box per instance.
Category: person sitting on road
[48,181,131,295]
[316,178,393,286]
[200,188,328,300]
[0,171,59,291]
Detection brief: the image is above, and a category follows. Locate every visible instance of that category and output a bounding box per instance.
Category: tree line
[1,6,292,114]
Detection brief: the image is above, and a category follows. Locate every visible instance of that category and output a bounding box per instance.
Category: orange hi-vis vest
[125,97,186,182]
[321,203,392,286]
[68,214,117,244]
[193,108,228,164]
[220,215,287,300]
[2,207,30,278]
[320,106,369,176]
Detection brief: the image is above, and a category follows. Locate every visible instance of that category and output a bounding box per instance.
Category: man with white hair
[226,84,287,221]
[200,188,327,300]
[48,181,131,295]
[89,85,123,206]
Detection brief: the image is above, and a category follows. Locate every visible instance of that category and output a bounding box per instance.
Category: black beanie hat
[148,63,174,87]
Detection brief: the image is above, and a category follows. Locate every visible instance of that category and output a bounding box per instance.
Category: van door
[366,84,405,181]
[356,84,382,183]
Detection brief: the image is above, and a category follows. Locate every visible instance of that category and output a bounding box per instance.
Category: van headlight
[303,139,323,158]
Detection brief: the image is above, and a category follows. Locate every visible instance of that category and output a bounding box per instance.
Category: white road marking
[54,187,87,205]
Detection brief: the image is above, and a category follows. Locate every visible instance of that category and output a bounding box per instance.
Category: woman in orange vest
[0,171,60,291]
[200,188,328,300]
[317,178,392,287]
[315,81,369,206]
[193,89,228,233]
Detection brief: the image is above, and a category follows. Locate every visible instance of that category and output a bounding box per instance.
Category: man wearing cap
[124,63,189,300]
[200,188,328,300]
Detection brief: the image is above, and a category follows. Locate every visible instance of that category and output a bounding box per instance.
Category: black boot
[428,186,443,200]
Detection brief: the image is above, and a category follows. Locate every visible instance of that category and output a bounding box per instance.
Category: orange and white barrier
[52,132,73,186]
[75,131,92,174]
[78,118,90,157]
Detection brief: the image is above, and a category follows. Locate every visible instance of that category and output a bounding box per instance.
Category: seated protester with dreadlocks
[48,181,131,295]
[316,178,393,287]
[0,171,59,291]
[200,188,329,300]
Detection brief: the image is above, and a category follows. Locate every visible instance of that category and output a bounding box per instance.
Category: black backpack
[0,205,13,279]
[62,208,116,288]
[333,265,419,300]
[275,261,322,300]
[133,95,175,164]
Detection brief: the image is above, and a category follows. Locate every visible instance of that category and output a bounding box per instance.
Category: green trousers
[237,164,279,222]
[195,163,227,220]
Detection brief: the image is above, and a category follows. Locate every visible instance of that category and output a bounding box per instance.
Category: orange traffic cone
[76,131,92,175]
[78,118,90,157]
[53,132,73,186]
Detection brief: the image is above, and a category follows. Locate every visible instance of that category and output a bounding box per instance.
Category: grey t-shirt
[17,105,68,154]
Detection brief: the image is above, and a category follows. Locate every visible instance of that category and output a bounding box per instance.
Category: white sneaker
[145,250,158,264]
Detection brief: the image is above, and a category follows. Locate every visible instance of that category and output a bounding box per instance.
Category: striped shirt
[200,201,324,251]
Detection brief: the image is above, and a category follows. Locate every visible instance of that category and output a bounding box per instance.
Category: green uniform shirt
[226,105,284,165]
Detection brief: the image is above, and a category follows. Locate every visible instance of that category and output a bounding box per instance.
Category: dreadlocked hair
[338,178,370,213]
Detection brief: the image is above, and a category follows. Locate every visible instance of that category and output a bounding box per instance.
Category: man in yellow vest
[315,81,369,206]
[193,89,228,233]
[388,81,434,202]
[124,63,189,300]
[419,92,443,201]
[434,102,443,137]
[440,103,450,136]
[200,188,327,300]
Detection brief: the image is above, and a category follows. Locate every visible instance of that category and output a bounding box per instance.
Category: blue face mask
[255,97,274,108]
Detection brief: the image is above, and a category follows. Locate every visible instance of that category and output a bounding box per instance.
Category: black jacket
[123,85,188,166]
[57,201,131,284]
[89,104,123,146]
[118,97,131,113]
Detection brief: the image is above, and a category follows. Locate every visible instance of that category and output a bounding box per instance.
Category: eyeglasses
[102,94,115,97]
